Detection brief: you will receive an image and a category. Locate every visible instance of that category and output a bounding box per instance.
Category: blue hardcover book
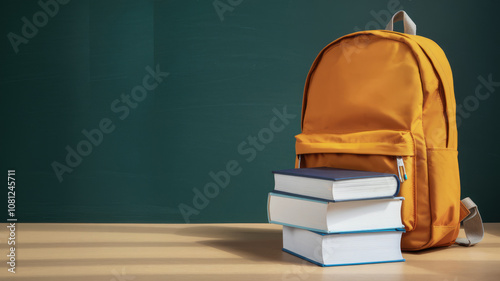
[268,192,404,233]
[272,167,400,201]
[282,226,405,267]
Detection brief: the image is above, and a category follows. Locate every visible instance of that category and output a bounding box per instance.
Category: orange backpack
[295,11,483,250]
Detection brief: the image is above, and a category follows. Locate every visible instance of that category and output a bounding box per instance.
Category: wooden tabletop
[0,223,499,280]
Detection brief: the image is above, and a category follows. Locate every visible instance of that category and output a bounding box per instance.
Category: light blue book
[268,192,404,233]
[282,226,405,267]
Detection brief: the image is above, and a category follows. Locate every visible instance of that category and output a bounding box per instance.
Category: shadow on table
[174,225,280,239]
[403,244,456,256]
[399,260,500,279]
[175,225,303,263]
[404,242,500,256]
[402,241,500,277]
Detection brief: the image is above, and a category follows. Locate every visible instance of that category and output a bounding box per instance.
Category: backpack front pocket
[295,130,416,231]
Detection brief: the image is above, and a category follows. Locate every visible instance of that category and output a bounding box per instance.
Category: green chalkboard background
[1,0,499,223]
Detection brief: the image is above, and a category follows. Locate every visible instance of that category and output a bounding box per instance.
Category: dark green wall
[1,0,499,223]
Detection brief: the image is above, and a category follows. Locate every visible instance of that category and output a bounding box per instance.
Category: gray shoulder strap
[455,197,484,246]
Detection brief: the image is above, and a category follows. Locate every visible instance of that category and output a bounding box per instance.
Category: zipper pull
[396,156,407,183]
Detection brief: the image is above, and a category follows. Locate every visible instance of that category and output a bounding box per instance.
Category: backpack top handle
[385,10,417,35]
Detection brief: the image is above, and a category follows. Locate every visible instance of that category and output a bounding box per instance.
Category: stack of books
[267,167,405,267]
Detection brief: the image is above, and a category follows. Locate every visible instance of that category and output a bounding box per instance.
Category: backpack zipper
[396,156,407,183]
